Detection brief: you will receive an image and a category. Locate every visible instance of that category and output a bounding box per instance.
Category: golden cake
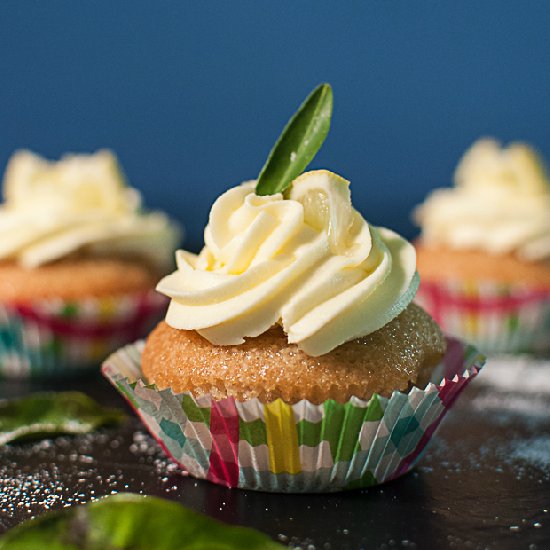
[143,303,445,404]
[0,258,159,302]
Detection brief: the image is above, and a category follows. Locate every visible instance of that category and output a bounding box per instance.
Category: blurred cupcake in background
[0,149,181,377]
[414,138,550,355]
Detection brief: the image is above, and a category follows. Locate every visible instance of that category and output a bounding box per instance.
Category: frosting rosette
[157,170,418,356]
[0,150,180,270]
[414,138,550,261]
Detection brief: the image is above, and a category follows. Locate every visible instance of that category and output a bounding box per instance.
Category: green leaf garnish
[0,391,125,446]
[256,83,333,196]
[0,493,283,549]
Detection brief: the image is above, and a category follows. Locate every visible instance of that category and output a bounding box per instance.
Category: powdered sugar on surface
[477,356,550,393]
[1,356,550,548]
[0,420,186,531]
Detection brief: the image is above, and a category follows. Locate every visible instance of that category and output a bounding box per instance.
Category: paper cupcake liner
[415,279,550,355]
[102,337,485,493]
[0,290,167,378]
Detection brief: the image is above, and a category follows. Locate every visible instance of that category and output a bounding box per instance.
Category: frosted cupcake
[0,150,180,377]
[144,171,445,401]
[103,84,484,492]
[414,138,550,354]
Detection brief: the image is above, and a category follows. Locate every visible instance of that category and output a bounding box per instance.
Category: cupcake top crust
[414,138,550,262]
[0,150,180,270]
[157,169,419,356]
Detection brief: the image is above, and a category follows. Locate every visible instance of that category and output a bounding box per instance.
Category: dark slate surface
[1,359,549,550]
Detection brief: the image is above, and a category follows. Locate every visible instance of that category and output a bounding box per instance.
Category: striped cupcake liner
[415,280,550,355]
[102,337,485,493]
[0,291,167,378]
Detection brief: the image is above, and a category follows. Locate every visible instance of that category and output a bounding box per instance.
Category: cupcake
[414,138,550,355]
[103,84,484,492]
[0,149,180,377]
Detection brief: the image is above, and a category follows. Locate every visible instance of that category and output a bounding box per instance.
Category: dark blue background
[2,2,549,251]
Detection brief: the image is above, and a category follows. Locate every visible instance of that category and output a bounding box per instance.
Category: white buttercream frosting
[415,138,550,261]
[157,170,418,356]
[0,150,180,269]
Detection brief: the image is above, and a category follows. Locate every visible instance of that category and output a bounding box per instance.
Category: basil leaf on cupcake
[256,83,333,196]
[0,493,283,549]
[0,392,125,446]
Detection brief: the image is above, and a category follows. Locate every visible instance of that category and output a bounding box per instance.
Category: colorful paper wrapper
[415,279,550,355]
[102,337,485,493]
[0,291,167,378]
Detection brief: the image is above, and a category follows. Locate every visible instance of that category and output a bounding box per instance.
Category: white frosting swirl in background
[158,170,418,356]
[415,139,550,261]
[0,150,180,270]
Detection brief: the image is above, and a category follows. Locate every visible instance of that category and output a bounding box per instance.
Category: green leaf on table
[0,391,125,446]
[256,82,333,196]
[0,493,283,549]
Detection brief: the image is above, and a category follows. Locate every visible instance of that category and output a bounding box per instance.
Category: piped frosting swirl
[158,170,418,356]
